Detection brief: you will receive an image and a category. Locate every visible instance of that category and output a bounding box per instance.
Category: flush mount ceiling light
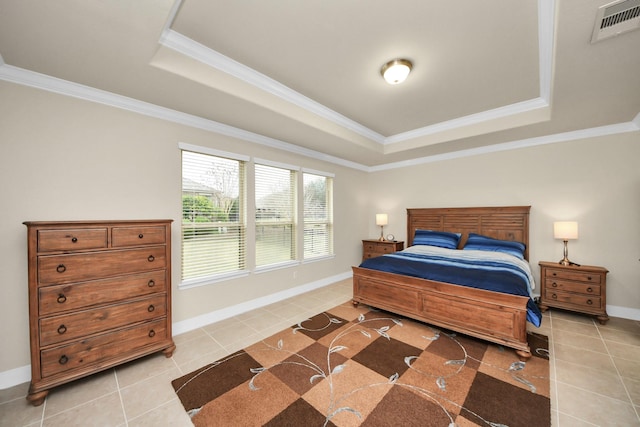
[380,58,413,84]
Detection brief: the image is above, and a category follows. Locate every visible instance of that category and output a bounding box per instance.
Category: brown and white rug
[172,302,550,427]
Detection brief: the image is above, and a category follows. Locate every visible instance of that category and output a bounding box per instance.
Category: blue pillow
[463,233,526,259]
[413,229,461,249]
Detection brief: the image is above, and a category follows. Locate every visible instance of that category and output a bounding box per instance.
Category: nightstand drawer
[543,289,602,309]
[364,242,395,254]
[545,279,601,296]
[545,268,601,284]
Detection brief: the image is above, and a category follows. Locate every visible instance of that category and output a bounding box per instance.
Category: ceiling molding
[1,62,637,174]
[0,63,368,171]
[159,0,556,150]
[160,29,385,144]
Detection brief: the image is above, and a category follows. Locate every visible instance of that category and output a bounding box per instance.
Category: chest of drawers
[538,261,609,324]
[362,239,404,261]
[24,220,175,406]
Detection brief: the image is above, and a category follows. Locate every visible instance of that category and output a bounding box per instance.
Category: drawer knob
[551,282,558,288]
[587,299,593,305]
[552,272,557,276]
[56,264,66,273]
[148,329,156,338]
[58,355,68,365]
[57,324,67,335]
[551,293,557,300]
[148,280,155,287]
[587,287,593,293]
[147,255,155,262]
[587,276,592,281]
[71,237,78,243]
[148,305,155,312]
[57,294,67,304]
[138,234,144,239]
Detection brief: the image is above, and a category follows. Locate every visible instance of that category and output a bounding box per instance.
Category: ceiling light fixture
[380,59,413,85]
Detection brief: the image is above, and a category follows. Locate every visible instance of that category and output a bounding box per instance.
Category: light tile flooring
[1,279,639,426]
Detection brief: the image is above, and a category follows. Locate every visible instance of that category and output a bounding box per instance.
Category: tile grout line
[113,368,129,427]
[595,322,640,422]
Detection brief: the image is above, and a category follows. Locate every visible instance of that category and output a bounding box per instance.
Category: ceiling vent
[591,0,640,43]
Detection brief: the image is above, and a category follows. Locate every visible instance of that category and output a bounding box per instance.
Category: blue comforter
[359,245,542,327]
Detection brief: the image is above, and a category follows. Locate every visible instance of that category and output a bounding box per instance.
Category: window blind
[303,173,333,259]
[255,163,296,267]
[181,149,246,284]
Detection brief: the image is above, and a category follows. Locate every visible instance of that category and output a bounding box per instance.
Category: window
[180,143,334,287]
[181,147,247,285]
[303,172,333,259]
[255,161,296,268]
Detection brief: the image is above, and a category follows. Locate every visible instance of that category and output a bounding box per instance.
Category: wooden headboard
[406,206,531,260]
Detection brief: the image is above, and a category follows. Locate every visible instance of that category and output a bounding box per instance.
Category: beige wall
[0,82,369,378]
[1,80,639,386]
[366,133,640,315]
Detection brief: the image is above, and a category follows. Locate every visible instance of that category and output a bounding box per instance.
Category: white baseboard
[3,279,638,390]
[0,271,353,390]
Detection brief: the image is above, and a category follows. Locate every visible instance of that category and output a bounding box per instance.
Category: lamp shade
[376,214,388,226]
[554,221,578,240]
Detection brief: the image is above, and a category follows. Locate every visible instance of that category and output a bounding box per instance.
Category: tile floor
[1,279,639,426]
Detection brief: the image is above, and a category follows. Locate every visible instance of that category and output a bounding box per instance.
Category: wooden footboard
[352,266,532,359]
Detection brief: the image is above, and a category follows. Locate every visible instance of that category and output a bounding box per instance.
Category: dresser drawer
[112,226,166,247]
[363,242,394,254]
[543,289,602,309]
[39,271,166,316]
[37,228,108,253]
[40,318,168,378]
[545,268,601,284]
[544,279,601,296]
[38,246,166,286]
[39,294,167,346]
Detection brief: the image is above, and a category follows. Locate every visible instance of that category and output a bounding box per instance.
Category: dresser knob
[551,282,558,288]
[71,237,78,243]
[587,299,593,305]
[551,294,557,300]
[148,305,155,312]
[148,280,155,287]
[587,276,592,281]
[148,329,156,338]
[58,355,68,365]
[552,272,557,276]
[57,324,67,334]
[57,294,67,304]
[587,287,593,293]
[56,264,66,273]
[138,234,144,239]
[147,255,155,262]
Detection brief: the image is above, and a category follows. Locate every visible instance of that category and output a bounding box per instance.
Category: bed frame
[352,206,533,360]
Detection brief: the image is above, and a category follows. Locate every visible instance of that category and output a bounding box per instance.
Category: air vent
[591,0,640,43]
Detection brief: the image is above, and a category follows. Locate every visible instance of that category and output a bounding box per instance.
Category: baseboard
[0,271,353,390]
[172,271,352,336]
[608,304,640,321]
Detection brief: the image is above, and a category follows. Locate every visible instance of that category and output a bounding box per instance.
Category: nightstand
[538,261,609,324]
[362,239,404,261]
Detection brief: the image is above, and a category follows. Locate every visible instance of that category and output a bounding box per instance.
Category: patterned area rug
[172,303,550,426]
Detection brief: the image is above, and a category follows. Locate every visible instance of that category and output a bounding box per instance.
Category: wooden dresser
[362,239,404,261]
[24,220,176,405]
[538,261,609,324]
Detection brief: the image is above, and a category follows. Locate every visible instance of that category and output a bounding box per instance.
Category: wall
[367,132,640,317]
[0,81,369,383]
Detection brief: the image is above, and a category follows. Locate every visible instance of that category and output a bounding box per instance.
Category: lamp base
[378,225,386,241]
[558,258,580,267]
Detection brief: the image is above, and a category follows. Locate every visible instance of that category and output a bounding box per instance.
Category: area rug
[172,302,550,427]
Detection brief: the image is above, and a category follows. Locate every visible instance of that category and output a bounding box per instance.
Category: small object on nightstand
[538,261,609,324]
[362,239,404,262]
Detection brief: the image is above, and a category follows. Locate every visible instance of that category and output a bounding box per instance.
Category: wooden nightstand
[362,239,404,261]
[538,261,609,324]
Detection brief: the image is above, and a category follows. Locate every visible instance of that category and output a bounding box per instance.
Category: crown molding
[1,62,637,174]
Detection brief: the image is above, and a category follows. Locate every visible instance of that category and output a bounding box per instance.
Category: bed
[352,206,539,360]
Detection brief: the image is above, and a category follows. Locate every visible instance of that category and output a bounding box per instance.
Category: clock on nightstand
[538,261,609,324]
